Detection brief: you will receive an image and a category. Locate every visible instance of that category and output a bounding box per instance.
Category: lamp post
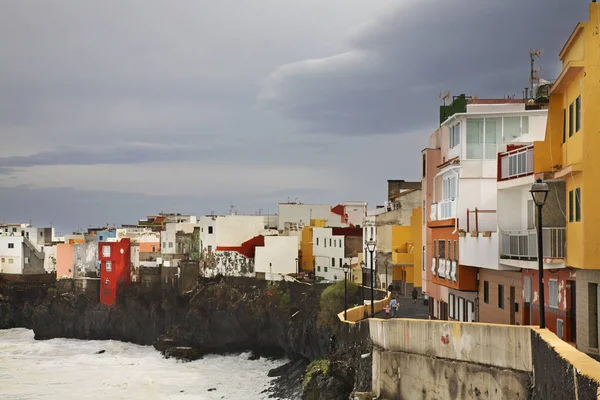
[295,257,299,277]
[343,263,350,321]
[384,259,389,292]
[530,179,550,329]
[360,260,366,303]
[366,237,377,317]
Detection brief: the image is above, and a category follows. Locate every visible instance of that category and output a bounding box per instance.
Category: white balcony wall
[457,178,497,231]
[497,185,534,232]
[459,234,502,270]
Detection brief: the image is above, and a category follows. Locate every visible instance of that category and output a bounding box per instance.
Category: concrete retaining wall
[369,319,532,371]
[369,318,600,400]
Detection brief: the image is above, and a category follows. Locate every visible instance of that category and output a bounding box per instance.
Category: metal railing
[500,227,566,259]
[499,145,534,181]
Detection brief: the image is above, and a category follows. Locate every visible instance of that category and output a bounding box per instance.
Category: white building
[312,227,350,281]
[0,236,45,274]
[278,202,356,233]
[198,215,278,275]
[255,236,299,280]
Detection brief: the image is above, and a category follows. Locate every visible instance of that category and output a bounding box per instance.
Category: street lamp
[366,237,377,317]
[384,259,389,292]
[360,260,366,303]
[343,263,350,321]
[530,178,550,329]
[295,257,299,277]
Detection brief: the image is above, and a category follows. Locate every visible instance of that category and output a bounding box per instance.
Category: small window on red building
[105,262,112,272]
[105,278,110,286]
[102,246,111,257]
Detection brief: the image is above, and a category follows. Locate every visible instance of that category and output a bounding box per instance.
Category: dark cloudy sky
[0,0,590,234]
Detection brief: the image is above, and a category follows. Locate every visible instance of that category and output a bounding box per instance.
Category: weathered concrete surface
[369,318,532,372]
[531,328,600,400]
[373,348,530,400]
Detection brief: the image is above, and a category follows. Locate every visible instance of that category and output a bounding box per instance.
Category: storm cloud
[258,0,588,136]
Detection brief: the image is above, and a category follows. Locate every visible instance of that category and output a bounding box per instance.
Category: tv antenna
[530,49,542,97]
[439,91,451,105]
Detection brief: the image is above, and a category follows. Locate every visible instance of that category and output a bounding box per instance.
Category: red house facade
[98,238,131,306]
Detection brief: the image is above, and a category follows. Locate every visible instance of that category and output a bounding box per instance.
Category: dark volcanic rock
[302,360,355,400]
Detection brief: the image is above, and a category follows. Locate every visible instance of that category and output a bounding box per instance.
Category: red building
[98,238,131,306]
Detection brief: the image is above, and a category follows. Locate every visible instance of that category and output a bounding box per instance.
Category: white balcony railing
[500,227,566,260]
[430,199,456,221]
[499,145,534,181]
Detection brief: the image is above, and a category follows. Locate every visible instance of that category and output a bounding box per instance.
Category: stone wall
[575,269,600,356]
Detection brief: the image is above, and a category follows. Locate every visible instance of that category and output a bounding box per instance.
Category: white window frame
[8,243,14,249]
[24,257,30,264]
[105,261,112,272]
[549,279,559,309]
[449,294,456,319]
[102,245,111,257]
[449,123,461,149]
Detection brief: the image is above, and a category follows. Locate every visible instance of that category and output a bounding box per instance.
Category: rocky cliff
[0,277,373,399]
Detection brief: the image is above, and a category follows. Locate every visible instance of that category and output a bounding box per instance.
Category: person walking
[390,297,398,318]
[412,287,419,304]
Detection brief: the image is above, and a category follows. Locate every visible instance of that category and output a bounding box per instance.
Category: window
[575,188,581,222]
[152,245,156,252]
[453,241,458,261]
[484,118,500,159]
[324,266,328,272]
[422,153,427,177]
[339,258,342,269]
[466,118,484,159]
[498,284,505,309]
[524,276,532,303]
[102,245,111,257]
[459,298,465,321]
[333,240,336,247]
[208,226,213,234]
[0,258,4,262]
[339,239,342,247]
[576,95,581,132]
[317,266,321,272]
[105,262,112,272]
[556,319,564,340]
[438,240,446,259]
[8,258,13,264]
[442,175,457,200]
[207,245,212,253]
[40,231,43,237]
[449,123,461,149]
[449,294,456,319]
[467,300,475,322]
[569,102,574,137]
[331,258,335,267]
[562,109,566,143]
[370,227,374,238]
[169,242,173,248]
[447,240,452,261]
[484,281,489,304]
[422,246,425,271]
[8,243,14,249]
[24,257,29,264]
[12,227,17,233]
[569,190,574,222]
[549,279,559,308]
[324,239,327,248]
[329,239,332,247]
[163,242,167,249]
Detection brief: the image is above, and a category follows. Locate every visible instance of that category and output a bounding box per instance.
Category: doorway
[567,280,576,343]
[524,276,532,325]
[510,286,516,325]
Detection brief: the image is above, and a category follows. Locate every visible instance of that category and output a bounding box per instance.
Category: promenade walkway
[375,294,429,320]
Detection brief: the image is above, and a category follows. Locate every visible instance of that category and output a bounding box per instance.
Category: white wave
[0,329,288,400]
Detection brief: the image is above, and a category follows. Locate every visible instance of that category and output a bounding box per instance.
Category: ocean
[0,329,287,400]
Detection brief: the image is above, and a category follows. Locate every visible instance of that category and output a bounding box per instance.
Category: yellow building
[390,207,423,294]
[299,219,326,272]
[534,2,600,354]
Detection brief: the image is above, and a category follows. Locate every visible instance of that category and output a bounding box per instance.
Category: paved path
[375,295,429,320]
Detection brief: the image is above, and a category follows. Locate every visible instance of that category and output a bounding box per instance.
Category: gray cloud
[259,0,589,136]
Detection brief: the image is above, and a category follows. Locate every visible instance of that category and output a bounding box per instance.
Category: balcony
[430,199,456,221]
[498,145,534,181]
[500,227,566,260]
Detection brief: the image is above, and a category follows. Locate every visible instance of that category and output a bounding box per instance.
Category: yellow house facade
[299,219,327,273]
[390,207,423,294]
[534,2,600,354]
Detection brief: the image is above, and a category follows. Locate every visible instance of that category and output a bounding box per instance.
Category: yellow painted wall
[300,226,314,271]
[389,207,423,288]
[547,3,600,270]
[411,207,423,288]
[353,252,363,285]
[311,219,326,228]
[580,4,600,270]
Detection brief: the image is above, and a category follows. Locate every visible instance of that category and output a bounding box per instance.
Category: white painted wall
[215,216,276,246]
[459,235,500,269]
[255,236,298,277]
[0,236,24,273]
[198,216,218,253]
[43,245,57,272]
[277,203,348,231]
[345,202,368,227]
[161,222,198,255]
[313,228,346,281]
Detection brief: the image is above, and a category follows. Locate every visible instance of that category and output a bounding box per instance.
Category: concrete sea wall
[370,318,600,400]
